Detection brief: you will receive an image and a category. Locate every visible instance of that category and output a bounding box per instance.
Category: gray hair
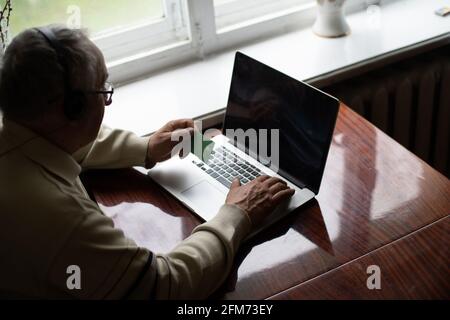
[0,25,104,120]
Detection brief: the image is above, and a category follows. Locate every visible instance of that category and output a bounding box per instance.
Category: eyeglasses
[86,82,114,106]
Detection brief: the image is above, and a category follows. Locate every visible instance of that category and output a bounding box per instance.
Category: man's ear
[63,91,86,121]
[44,96,68,123]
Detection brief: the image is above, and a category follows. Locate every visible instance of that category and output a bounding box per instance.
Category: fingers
[230,178,241,189]
[272,188,295,203]
[169,119,195,130]
[254,175,288,191]
[171,127,195,149]
[259,176,294,204]
[269,181,289,195]
[263,176,287,187]
[256,175,271,182]
[173,127,194,136]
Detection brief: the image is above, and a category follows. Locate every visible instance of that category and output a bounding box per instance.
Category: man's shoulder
[0,150,94,245]
[1,151,77,207]
[0,151,92,293]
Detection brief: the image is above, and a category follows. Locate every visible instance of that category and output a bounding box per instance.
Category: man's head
[0,25,109,152]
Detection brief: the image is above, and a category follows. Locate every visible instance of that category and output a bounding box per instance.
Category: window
[10,0,188,62]
[11,0,165,37]
[7,0,367,84]
[213,0,314,32]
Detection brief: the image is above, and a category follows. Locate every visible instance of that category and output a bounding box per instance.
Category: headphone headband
[34,27,70,92]
[34,27,84,120]
[34,27,64,60]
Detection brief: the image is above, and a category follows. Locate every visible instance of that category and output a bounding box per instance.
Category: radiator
[326,46,450,178]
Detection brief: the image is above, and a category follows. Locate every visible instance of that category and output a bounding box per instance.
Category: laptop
[148,52,339,237]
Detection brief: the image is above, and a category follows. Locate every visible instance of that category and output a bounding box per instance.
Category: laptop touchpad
[182,180,226,220]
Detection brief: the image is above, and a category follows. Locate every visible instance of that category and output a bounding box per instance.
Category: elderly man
[0,25,294,299]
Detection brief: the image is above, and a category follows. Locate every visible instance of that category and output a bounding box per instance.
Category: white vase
[313,0,350,38]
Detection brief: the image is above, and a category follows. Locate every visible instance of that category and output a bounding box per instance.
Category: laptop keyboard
[192,146,263,188]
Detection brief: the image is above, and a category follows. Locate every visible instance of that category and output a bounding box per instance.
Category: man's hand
[225,175,295,227]
[145,119,195,168]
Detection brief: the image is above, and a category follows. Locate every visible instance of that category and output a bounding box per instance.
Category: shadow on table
[211,198,333,297]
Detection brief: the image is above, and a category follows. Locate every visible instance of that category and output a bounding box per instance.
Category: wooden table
[82,104,450,299]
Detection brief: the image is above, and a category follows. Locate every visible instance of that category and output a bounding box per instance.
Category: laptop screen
[223,52,339,194]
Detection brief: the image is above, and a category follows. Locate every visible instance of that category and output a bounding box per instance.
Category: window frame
[102,0,370,84]
[213,0,314,31]
[93,0,188,62]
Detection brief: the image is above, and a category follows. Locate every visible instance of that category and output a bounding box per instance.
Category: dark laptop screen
[223,52,339,194]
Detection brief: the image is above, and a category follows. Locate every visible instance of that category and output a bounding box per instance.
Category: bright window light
[10,0,165,37]
[4,0,370,83]
[213,0,314,31]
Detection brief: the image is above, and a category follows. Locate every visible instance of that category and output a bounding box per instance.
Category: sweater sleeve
[152,204,251,299]
[46,202,250,300]
[72,125,150,169]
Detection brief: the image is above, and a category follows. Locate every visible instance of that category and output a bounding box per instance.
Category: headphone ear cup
[64,91,86,120]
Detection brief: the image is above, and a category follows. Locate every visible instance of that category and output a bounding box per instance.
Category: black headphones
[34,27,85,120]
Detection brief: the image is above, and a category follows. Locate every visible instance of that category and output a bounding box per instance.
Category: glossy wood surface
[270,216,450,299]
[82,104,450,299]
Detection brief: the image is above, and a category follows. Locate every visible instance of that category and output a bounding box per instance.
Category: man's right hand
[225,175,295,227]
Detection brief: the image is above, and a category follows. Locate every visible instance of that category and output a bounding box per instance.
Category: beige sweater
[0,118,251,299]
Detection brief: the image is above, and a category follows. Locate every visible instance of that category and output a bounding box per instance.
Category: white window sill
[103,0,450,137]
